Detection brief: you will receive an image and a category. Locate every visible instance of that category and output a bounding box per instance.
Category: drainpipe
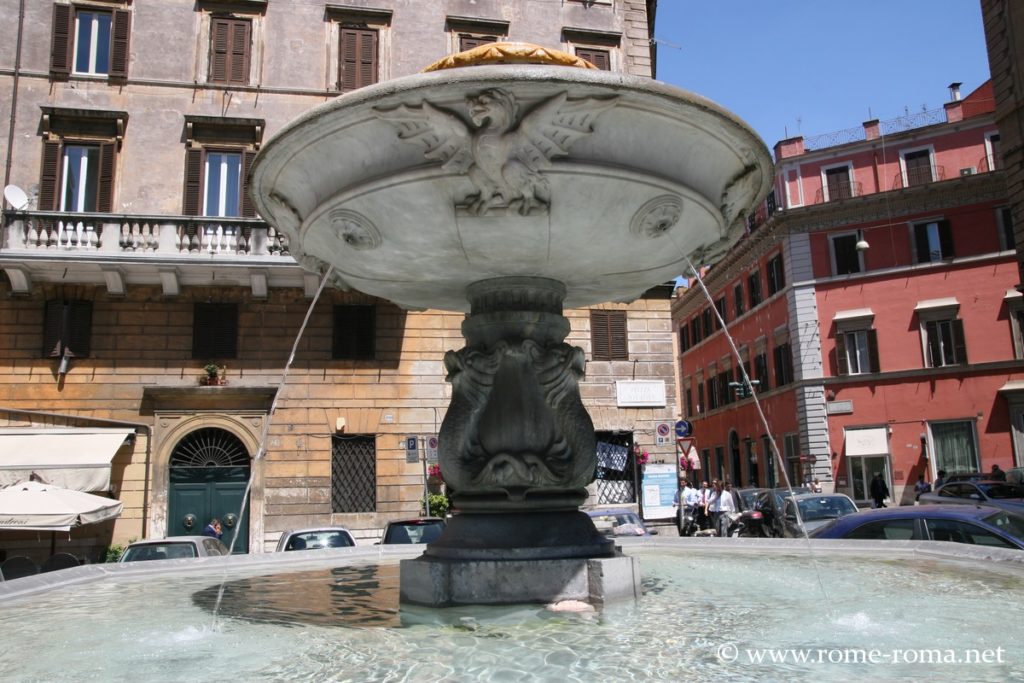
[4,0,26,188]
[0,406,153,538]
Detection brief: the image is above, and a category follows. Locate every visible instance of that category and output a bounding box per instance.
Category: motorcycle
[678,505,698,537]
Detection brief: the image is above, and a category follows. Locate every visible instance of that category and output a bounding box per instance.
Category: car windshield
[738,490,760,508]
[287,531,353,550]
[984,511,1024,540]
[796,496,857,521]
[383,522,445,544]
[122,543,197,561]
[979,483,1024,499]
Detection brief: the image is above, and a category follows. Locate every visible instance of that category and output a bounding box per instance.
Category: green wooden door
[168,466,250,553]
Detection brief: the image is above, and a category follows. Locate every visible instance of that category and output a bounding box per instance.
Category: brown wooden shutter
[42,300,64,357]
[39,140,62,211]
[66,301,93,357]
[109,9,131,80]
[192,303,238,358]
[610,317,628,358]
[576,48,610,70]
[49,3,74,77]
[42,300,92,358]
[339,28,378,91]
[591,310,610,360]
[209,19,230,83]
[867,329,880,372]
[240,149,256,217]
[835,333,848,376]
[925,320,941,366]
[97,141,116,213]
[459,35,496,51]
[182,148,204,216]
[951,319,967,365]
[229,20,251,84]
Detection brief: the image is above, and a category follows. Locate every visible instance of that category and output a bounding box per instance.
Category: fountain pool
[1,540,1021,682]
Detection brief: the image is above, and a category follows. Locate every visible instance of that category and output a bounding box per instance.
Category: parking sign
[405,436,419,463]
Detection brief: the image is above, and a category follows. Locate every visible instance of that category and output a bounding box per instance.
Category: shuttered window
[333,305,376,360]
[459,34,499,51]
[924,319,967,368]
[836,329,879,375]
[748,271,763,307]
[38,139,117,213]
[339,28,378,91]
[209,17,251,85]
[575,47,610,70]
[766,254,785,295]
[42,300,92,358]
[904,149,933,186]
[192,303,238,359]
[182,147,256,218]
[773,343,793,387]
[49,4,131,80]
[591,310,628,361]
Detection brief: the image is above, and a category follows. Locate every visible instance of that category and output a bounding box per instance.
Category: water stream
[684,258,831,602]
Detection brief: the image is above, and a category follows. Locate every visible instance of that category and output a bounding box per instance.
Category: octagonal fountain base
[399,553,641,608]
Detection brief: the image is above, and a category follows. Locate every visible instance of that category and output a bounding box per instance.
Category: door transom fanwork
[170,427,250,468]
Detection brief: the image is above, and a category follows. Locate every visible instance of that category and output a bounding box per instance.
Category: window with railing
[902,148,935,187]
[824,165,854,201]
[912,220,953,263]
[331,435,377,513]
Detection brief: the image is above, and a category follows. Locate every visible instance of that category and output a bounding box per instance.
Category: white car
[119,536,229,562]
[275,527,356,551]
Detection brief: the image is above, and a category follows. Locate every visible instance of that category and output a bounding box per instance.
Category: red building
[672,81,1023,505]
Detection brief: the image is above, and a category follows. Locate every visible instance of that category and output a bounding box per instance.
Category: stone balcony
[1,211,316,297]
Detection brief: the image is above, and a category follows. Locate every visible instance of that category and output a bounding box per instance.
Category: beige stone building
[0,0,673,560]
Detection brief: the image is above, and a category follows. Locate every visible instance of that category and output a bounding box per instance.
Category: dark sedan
[919,480,1024,515]
[810,504,1024,550]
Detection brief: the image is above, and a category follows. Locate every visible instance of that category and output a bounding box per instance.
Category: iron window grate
[332,435,376,513]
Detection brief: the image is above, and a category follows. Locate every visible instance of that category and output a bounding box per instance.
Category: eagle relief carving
[375,88,617,216]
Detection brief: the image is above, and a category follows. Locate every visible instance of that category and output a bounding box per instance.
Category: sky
[653,1,992,148]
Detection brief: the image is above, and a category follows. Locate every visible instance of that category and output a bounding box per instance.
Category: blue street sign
[675,420,692,438]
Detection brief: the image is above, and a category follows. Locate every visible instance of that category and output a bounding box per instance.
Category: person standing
[695,481,710,530]
[869,473,889,509]
[991,464,1007,481]
[202,518,223,539]
[810,478,823,494]
[934,469,948,490]
[913,474,931,502]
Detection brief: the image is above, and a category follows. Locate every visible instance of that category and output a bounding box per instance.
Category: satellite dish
[3,185,28,210]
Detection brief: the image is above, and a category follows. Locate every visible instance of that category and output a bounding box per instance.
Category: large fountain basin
[1,540,1021,682]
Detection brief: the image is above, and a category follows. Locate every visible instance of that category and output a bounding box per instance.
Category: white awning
[844,427,889,457]
[0,428,134,492]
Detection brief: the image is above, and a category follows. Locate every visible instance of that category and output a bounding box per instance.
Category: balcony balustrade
[814,181,863,204]
[891,165,946,190]
[2,211,291,260]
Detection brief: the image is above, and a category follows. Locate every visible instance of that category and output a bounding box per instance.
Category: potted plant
[202,363,226,386]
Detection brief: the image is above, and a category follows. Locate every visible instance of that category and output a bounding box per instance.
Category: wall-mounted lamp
[855,230,870,252]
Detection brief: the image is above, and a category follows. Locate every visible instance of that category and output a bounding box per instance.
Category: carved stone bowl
[250,65,774,312]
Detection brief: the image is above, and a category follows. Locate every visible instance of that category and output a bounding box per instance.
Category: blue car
[810,504,1024,550]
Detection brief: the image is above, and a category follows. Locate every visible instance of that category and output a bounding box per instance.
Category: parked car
[754,487,812,538]
[587,508,656,537]
[940,472,988,485]
[275,527,356,551]
[119,536,229,562]
[1007,467,1024,487]
[380,517,446,544]
[778,493,859,537]
[810,504,1024,550]
[919,480,1024,515]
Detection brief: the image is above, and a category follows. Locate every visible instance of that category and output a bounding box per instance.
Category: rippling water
[0,549,1020,682]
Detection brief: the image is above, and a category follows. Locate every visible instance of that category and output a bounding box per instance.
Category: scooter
[678,505,698,537]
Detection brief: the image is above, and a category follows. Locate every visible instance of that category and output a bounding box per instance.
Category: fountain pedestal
[250,44,773,608]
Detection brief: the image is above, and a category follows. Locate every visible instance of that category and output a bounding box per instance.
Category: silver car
[275,527,356,551]
[119,536,229,562]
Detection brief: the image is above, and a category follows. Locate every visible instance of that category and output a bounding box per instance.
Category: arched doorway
[167,427,251,553]
[729,430,743,486]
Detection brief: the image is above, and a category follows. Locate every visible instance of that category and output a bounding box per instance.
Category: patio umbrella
[0,480,123,532]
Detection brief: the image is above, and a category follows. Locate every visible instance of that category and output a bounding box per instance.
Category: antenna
[3,184,28,210]
[649,37,682,50]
